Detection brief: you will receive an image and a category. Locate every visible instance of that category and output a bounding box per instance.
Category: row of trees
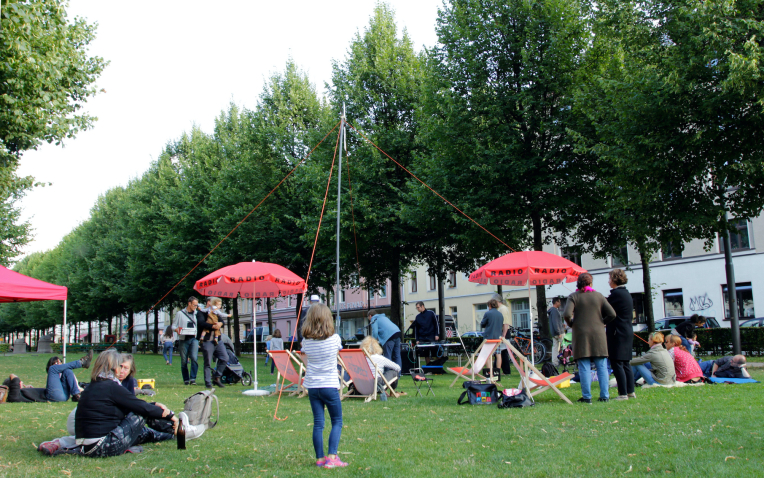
[2,1,763,346]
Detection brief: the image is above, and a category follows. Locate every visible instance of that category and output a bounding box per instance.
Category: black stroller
[218,335,252,386]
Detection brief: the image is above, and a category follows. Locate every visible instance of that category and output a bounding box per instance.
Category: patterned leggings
[84,413,173,457]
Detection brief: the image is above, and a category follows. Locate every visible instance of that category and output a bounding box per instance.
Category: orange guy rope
[273,125,343,421]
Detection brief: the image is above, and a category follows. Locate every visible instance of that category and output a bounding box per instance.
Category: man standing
[548,297,564,366]
[173,296,200,385]
[414,302,439,343]
[198,297,227,388]
[369,309,402,370]
[492,294,511,372]
[481,299,504,374]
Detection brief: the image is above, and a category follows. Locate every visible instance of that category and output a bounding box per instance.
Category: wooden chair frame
[447,339,502,387]
[502,338,573,404]
[338,348,400,402]
[268,349,306,397]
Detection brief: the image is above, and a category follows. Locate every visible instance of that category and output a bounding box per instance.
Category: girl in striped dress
[301,303,346,469]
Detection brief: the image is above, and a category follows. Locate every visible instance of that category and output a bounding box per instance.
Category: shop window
[663,289,684,317]
[722,282,754,320]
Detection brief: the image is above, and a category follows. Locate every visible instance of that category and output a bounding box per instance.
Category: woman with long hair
[606,269,635,400]
[563,273,617,403]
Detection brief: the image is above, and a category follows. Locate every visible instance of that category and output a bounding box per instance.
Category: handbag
[497,389,534,409]
[457,380,499,405]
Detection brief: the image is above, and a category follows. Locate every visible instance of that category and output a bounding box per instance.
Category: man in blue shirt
[369,310,402,370]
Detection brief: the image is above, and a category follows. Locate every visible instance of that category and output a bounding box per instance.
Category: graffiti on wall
[689,293,713,312]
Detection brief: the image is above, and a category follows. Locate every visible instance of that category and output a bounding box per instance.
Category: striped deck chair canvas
[268,350,305,397]
[447,339,501,387]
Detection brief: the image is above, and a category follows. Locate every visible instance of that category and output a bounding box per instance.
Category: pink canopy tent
[0,265,69,359]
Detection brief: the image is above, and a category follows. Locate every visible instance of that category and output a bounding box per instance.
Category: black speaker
[401,343,418,375]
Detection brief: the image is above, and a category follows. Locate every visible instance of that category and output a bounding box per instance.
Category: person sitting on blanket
[699,355,751,379]
[37,349,178,457]
[360,336,403,401]
[629,332,676,387]
[664,335,703,383]
[2,353,92,403]
[118,354,138,395]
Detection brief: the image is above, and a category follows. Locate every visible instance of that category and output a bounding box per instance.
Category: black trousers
[611,359,635,396]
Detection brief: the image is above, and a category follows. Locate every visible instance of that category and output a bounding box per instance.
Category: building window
[410,272,418,293]
[475,303,488,329]
[663,289,684,317]
[429,273,436,291]
[340,290,346,303]
[450,306,458,322]
[448,271,456,288]
[720,219,751,252]
[612,245,628,267]
[662,242,682,260]
[722,282,754,320]
[511,299,530,330]
[561,246,582,267]
[378,285,387,298]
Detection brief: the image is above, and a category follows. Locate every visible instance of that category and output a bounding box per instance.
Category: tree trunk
[266,298,273,337]
[88,321,92,344]
[145,311,150,345]
[638,243,655,333]
[233,298,241,356]
[153,308,159,354]
[436,263,446,340]
[117,315,122,339]
[532,211,550,338]
[295,292,304,326]
[128,310,134,345]
[390,268,402,330]
[107,318,112,336]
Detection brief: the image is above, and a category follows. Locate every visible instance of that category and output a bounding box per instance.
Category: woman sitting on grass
[665,335,703,383]
[360,336,401,401]
[629,332,676,387]
[118,354,138,394]
[38,349,178,457]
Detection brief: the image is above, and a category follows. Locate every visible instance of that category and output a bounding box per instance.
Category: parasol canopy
[194,261,307,298]
[468,250,586,287]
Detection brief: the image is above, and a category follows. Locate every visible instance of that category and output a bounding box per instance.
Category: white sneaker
[178,412,205,440]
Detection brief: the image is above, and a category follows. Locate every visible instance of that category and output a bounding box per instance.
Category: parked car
[740,317,764,327]
[461,331,484,338]
[654,316,720,331]
[243,326,270,343]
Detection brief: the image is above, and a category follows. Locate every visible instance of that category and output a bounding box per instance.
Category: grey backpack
[183,388,219,431]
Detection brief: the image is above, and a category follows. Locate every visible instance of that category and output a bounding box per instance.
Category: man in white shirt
[172,296,200,385]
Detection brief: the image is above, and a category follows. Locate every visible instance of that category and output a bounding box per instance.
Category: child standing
[199,297,229,345]
[300,303,346,468]
[269,329,284,375]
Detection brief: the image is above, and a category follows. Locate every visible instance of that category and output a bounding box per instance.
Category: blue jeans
[308,388,343,458]
[382,337,402,371]
[699,360,714,376]
[179,338,199,383]
[45,360,82,402]
[577,357,609,400]
[163,341,174,364]
[631,362,656,385]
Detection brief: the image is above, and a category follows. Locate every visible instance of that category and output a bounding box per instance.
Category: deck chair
[268,350,306,397]
[502,338,573,404]
[338,349,399,402]
[294,350,352,395]
[447,339,502,387]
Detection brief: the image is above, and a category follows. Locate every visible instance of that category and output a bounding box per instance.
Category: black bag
[541,362,559,378]
[457,381,499,405]
[146,417,175,434]
[497,390,535,409]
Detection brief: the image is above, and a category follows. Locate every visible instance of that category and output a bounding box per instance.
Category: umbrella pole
[244,276,268,396]
[528,282,535,368]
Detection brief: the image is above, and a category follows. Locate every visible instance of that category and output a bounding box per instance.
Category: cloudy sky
[17,0,441,257]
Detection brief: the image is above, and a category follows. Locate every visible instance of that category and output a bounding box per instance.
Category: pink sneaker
[323,456,348,468]
[315,458,326,467]
[38,439,60,456]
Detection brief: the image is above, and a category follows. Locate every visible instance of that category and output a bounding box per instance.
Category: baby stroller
[557,332,575,373]
[218,335,252,386]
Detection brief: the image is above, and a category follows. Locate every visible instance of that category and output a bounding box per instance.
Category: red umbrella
[194,261,307,397]
[194,261,307,298]
[468,250,586,287]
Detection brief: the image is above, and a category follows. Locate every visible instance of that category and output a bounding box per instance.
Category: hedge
[633,328,764,356]
[0,343,9,353]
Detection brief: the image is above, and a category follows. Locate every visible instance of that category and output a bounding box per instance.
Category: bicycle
[506,326,546,363]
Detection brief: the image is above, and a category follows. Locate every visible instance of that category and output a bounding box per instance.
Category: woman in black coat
[606,269,635,400]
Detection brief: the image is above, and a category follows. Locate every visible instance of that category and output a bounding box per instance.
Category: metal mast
[335,104,346,331]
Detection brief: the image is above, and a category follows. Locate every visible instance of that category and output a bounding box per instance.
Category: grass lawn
[0,352,762,478]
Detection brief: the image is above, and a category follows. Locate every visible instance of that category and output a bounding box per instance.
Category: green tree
[0,0,106,263]
[328,2,425,327]
[423,0,592,337]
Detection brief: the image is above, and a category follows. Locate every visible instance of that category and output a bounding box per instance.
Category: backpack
[183,388,219,431]
[541,362,560,378]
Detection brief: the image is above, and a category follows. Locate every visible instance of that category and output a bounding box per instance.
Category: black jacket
[606,287,634,361]
[195,309,215,342]
[414,310,439,340]
[675,320,695,338]
[75,379,165,439]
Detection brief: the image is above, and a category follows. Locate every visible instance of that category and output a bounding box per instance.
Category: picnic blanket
[706,377,759,384]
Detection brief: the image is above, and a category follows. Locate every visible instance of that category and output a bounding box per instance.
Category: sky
[17,0,442,257]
